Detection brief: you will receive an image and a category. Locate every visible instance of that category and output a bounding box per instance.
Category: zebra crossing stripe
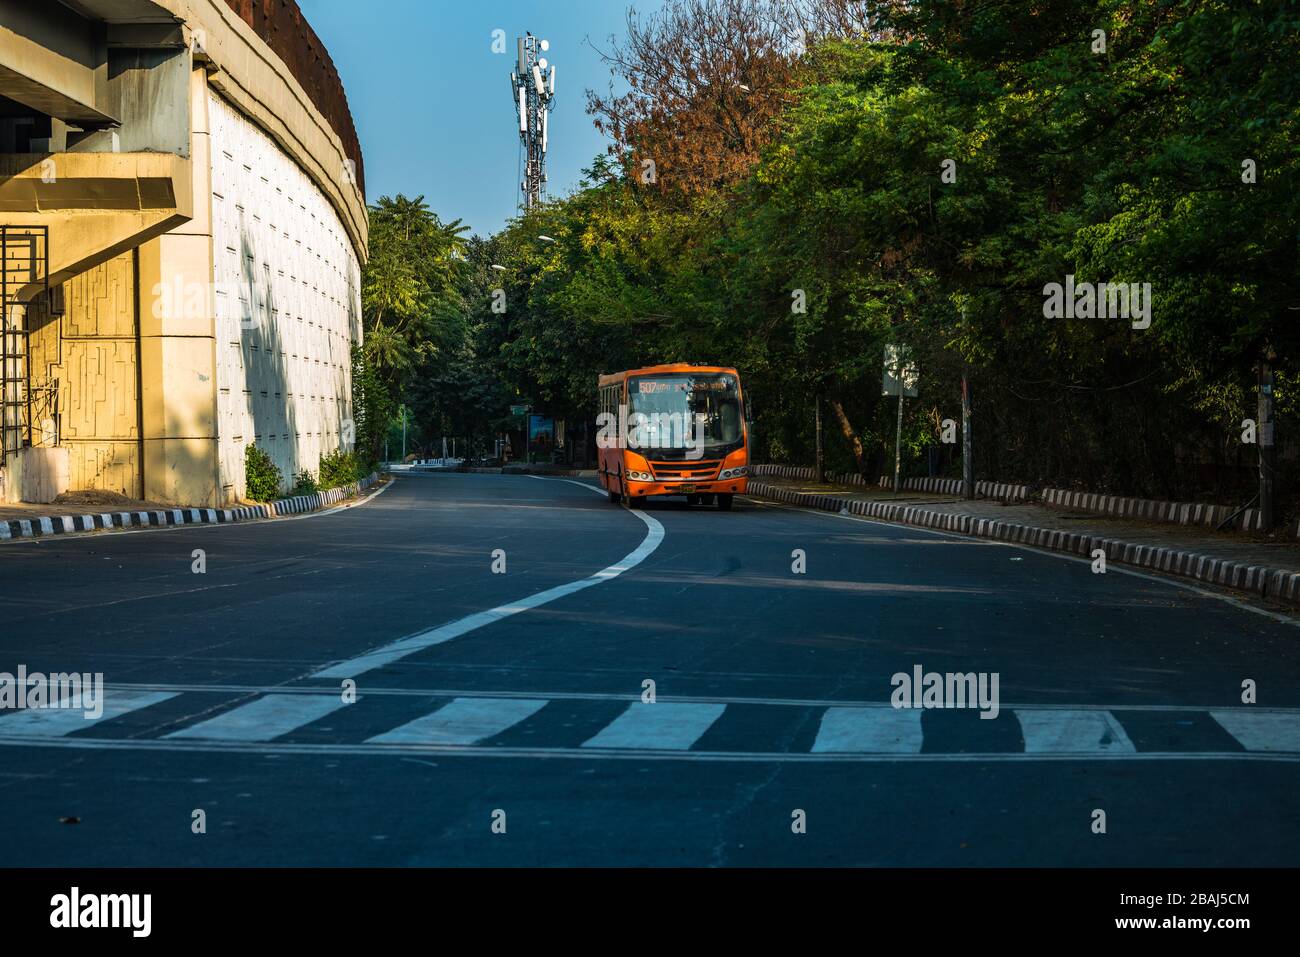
[368,696,548,745]
[1015,709,1135,753]
[583,702,725,750]
[2,682,1298,756]
[1209,711,1300,752]
[0,689,176,737]
[812,707,923,753]
[166,693,348,741]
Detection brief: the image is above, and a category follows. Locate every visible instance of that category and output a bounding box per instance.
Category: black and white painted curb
[0,473,382,543]
[754,464,1278,533]
[1041,487,1267,533]
[748,481,1300,608]
[877,474,1030,502]
[750,464,1031,502]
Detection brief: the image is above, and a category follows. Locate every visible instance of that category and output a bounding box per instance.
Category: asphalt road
[1,471,1298,866]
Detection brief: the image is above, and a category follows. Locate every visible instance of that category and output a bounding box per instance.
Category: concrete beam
[0,150,192,296]
[0,5,115,126]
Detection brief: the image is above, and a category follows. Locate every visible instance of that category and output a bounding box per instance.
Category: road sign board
[883,344,919,397]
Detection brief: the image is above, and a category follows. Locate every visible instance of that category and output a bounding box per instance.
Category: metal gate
[1,225,50,469]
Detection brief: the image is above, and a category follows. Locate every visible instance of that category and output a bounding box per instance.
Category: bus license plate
[679,484,696,493]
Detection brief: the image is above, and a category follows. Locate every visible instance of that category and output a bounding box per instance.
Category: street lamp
[537,235,556,243]
[490,264,507,271]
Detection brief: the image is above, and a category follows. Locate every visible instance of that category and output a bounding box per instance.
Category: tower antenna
[510,33,555,210]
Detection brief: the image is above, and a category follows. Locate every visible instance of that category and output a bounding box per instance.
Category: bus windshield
[627,372,743,458]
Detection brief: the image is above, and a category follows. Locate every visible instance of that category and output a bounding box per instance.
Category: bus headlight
[719,466,747,479]
[626,470,654,482]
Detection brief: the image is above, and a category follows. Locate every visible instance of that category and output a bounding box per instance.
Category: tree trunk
[828,398,866,478]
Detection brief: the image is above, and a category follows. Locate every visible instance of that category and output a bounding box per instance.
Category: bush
[290,470,318,496]
[319,448,367,490]
[245,444,282,501]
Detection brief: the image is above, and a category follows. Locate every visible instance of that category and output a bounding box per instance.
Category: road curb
[0,473,383,544]
[747,481,1300,609]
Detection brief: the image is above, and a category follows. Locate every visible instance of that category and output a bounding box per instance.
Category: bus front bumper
[626,478,748,497]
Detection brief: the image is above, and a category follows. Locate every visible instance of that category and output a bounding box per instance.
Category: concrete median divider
[747,480,1300,608]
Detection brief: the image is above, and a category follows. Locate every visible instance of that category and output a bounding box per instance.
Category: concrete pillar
[136,66,219,506]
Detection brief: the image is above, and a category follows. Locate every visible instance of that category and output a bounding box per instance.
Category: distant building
[0,0,367,505]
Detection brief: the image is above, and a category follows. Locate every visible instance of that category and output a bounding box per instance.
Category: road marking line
[583,702,726,750]
[96,683,1300,715]
[3,734,1298,763]
[1015,709,1135,753]
[165,693,348,741]
[1210,710,1300,752]
[313,477,665,678]
[764,498,1300,627]
[0,689,176,737]
[368,696,548,745]
[812,707,923,753]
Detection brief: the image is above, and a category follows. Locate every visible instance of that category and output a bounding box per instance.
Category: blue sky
[298,0,659,238]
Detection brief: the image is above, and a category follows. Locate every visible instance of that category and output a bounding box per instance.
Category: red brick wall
[223,0,365,196]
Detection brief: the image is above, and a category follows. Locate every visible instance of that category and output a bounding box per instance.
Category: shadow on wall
[338,256,359,450]
[240,224,298,496]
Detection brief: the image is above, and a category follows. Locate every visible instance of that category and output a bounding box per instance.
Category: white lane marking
[313,477,664,678]
[165,693,348,741]
[0,689,176,737]
[583,702,726,750]
[368,696,548,745]
[96,683,1300,716]
[1210,710,1300,752]
[1015,709,1135,753]
[767,498,1300,627]
[812,707,923,753]
[3,735,1298,763]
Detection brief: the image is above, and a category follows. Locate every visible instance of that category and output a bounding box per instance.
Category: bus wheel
[717,493,734,511]
[607,487,620,504]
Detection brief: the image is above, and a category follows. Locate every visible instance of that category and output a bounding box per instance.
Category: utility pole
[814,393,824,484]
[400,407,406,462]
[961,305,974,500]
[511,34,556,210]
[893,387,904,494]
[1259,351,1276,527]
[961,373,973,499]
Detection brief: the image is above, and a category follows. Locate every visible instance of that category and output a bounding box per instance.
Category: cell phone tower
[511,33,556,210]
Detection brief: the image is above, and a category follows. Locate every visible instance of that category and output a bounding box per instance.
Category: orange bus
[596,364,749,510]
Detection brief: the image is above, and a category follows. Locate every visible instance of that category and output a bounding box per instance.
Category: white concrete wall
[208,92,361,500]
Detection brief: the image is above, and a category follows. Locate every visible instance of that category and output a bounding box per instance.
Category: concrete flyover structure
[0,0,366,505]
